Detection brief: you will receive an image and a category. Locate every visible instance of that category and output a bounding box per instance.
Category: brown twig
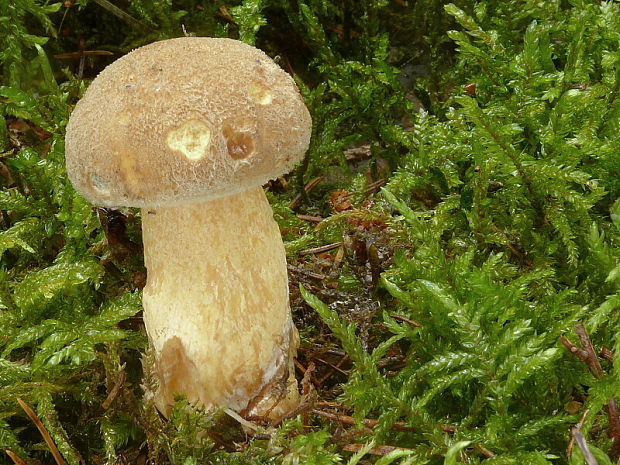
[301,361,316,395]
[474,443,496,458]
[16,398,67,465]
[342,443,411,456]
[575,323,605,378]
[101,367,126,410]
[572,426,599,465]
[314,401,344,408]
[561,323,620,457]
[313,409,416,432]
[4,450,27,465]
[606,399,620,457]
[54,50,114,59]
[567,409,590,457]
[600,347,614,362]
[289,177,323,210]
[297,214,323,223]
[364,179,387,197]
[313,356,350,377]
[90,0,151,30]
[294,358,308,375]
[311,403,458,433]
[269,401,314,426]
[559,337,590,361]
[389,313,422,327]
[299,242,343,256]
[300,362,316,426]
[316,354,350,387]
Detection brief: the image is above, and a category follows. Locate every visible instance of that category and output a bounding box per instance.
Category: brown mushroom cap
[65,37,312,207]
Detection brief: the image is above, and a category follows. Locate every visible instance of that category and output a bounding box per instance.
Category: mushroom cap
[65,37,312,207]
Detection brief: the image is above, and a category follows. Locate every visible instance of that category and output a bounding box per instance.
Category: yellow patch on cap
[166,119,212,160]
[247,82,273,105]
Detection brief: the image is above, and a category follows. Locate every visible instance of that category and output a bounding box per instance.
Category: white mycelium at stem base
[142,187,299,417]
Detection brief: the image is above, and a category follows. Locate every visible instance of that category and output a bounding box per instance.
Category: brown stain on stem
[156,336,201,414]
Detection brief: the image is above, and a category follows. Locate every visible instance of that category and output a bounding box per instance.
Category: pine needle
[16,398,67,465]
[4,450,27,465]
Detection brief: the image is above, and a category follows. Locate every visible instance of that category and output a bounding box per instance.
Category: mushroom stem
[141,186,299,418]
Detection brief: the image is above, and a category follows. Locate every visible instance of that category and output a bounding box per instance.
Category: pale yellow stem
[141,186,299,418]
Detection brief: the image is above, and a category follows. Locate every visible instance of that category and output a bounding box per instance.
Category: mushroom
[64,37,311,419]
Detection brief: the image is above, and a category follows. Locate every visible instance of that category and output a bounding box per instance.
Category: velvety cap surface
[65,37,312,207]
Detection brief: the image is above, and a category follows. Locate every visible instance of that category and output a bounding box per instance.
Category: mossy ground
[1,1,620,464]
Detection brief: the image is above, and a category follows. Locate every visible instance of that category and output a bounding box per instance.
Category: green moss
[1,0,620,463]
